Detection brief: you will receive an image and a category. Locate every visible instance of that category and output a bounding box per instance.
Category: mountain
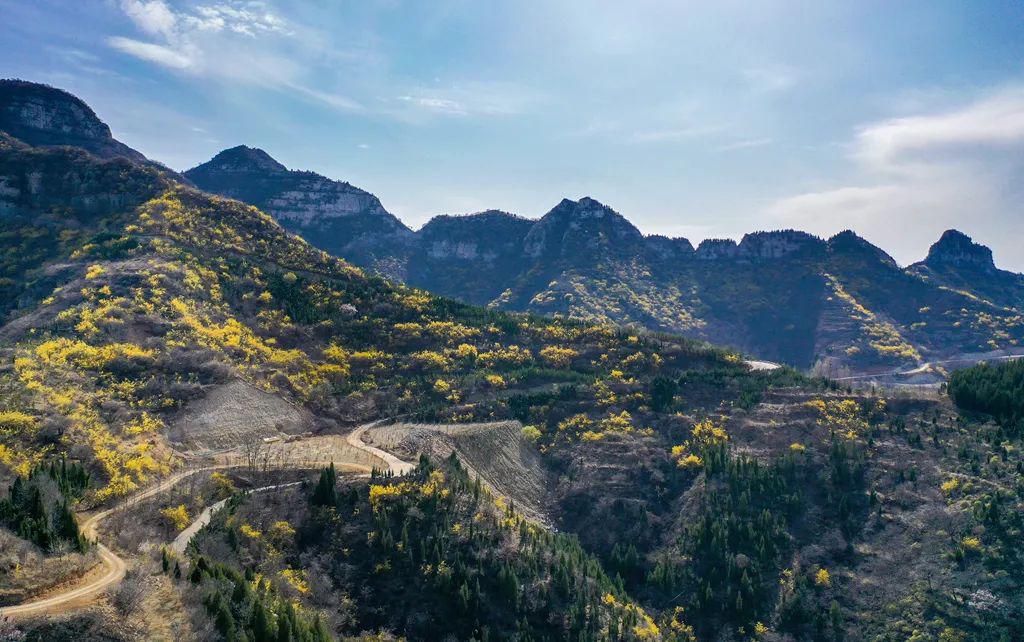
[184,145,413,271]
[2,81,1023,641]
[180,148,1024,372]
[908,229,1024,310]
[0,79,147,162]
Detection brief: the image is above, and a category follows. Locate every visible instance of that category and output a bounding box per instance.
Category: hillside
[0,80,1022,642]
[186,146,1024,373]
[182,145,413,272]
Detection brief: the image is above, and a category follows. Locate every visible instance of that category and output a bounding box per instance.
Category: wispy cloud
[108,0,362,111]
[627,124,729,144]
[108,36,193,69]
[398,95,469,116]
[121,0,177,38]
[716,137,773,152]
[184,4,291,36]
[853,86,1024,168]
[742,65,799,93]
[767,85,1024,268]
[390,81,539,120]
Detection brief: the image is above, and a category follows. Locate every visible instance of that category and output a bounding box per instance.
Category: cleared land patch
[169,379,314,452]
[365,420,553,524]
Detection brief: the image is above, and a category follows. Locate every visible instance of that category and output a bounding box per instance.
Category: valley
[0,78,1021,642]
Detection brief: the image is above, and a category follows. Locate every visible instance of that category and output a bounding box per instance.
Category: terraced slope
[365,421,552,523]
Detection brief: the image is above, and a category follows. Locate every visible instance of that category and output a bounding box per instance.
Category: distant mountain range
[4,79,1023,373]
[184,148,1024,372]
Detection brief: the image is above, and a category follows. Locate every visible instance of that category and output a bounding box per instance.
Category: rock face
[0,79,147,161]
[522,197,646,260]
[696,231,824,261]
[827,230,899,268]
[185,146,413,270]
[737,230,825,260]
[909,229,1024,311]
[645,235,695,261]
[695,239,740,260]
[419,210,532,262]
[923,229,995,272]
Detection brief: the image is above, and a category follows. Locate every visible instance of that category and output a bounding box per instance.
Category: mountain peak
[737,230,825,260]
[827,230,898,267]
[925,229,995,271]
[199,145,287,173]
[0,78,146,161]
[524,197,644,259]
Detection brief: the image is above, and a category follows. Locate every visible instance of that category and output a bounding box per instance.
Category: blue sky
[2,0,1023,270]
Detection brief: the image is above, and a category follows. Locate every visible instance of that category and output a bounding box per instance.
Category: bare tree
[111,568,147,617]
[241,433,263,474]
[0,616,27,642]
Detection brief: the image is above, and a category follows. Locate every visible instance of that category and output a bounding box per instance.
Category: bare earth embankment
[365,420,553,524]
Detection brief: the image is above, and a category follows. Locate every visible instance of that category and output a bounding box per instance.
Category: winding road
[833,350,1024,382]
[346,422,416,476]
[0,424,412,619]
[169,481,305,555]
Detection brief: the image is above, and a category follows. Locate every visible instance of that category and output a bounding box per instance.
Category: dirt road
[347,423,416,476]
[0,466,223,618]
[0,422,413,619]
[834,349,1024,382]
[170,480,304,555]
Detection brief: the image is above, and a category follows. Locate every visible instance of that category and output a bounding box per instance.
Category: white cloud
[287,83,364,112]
[108,1,362,112]
[184,3,291,36]
[398,95,468,116]
[854,86,1024,168]
[391,82,538,120]
[107,36,193,69]
[120,0,177,38]
[766,86,1024,270]
[627,124,728,144]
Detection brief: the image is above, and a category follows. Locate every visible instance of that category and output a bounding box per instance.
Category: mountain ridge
[1,78,1023,642]
[3,78,1022,373]
[0,79,147,162]
[184,144,1024,371]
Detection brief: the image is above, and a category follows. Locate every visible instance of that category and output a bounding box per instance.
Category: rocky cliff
[0,79,147,162]
[184,145,413,271]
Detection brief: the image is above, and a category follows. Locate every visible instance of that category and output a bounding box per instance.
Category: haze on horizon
[2,0,1023,270]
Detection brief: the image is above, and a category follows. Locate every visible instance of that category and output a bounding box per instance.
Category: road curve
[0,422,414,618]
[346,423,416,476]
[0,466,225,618]
[834,352,1024,382]
[170,481,304,555]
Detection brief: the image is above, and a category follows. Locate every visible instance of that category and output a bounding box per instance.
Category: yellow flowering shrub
[280,568,310,594]
[539,345,579,368]
[805,398,870,440]
[239,523,263,539]
[671,417,728,468]
[160,504,191,531]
